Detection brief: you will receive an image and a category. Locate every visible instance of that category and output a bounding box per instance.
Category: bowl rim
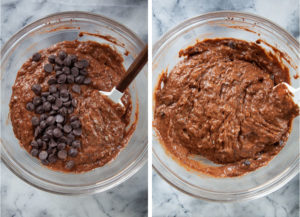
[152,10,300,202]
[1,11,147,195]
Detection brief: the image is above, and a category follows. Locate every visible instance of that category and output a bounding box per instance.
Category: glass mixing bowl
[152,11,299,201]
[1,11,147,195]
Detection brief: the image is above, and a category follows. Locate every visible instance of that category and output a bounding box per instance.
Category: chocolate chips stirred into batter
[25,51,90,170]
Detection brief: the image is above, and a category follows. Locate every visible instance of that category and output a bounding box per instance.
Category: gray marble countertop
[152,0,299,217]
[1,0,147,217]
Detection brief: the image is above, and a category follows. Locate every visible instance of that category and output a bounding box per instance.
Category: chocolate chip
[56,70,63,77]
[70,55,77,63]
[48,77,57,85]
[39,150,48,160]
[49,85,57,93]
[35,105,44,114]
[71,67,79,76]
[52,92,59,98]
[46,116,56,125]
[83,77,92,85]
[67,133,75,141]
[72,140,81,149]
[41,160,49,165]
[32,53,41,62]
[55,114,64,123]
[54,65,62,71]
[41,92,50,97]
[63,101,71,107]
[31,116,39,127]
[71,99,77,108]
[40,114,48,121]
[65,137,72,145]
[244,160,251,166]
[81,59,89,68]
[72,84,81,94]
[26,102,35,111]
[67,107,74,114]
[33,96,42,106]
[57,143,66,150]
[55,56,64,66]
[58,51,67,60]
[60,89,68,97]
[31,148,39,157]
[31,140,39,147]
[62,66,70,74]
[64,56,72,67]
[53,128,63,138]
[57,123,63,129]
[41,97,47,102]
[73,128,82,136]
[228,41,236,49]
[59,84,68,91]
[37,139,43,146]
[57,150,67,160]
[65,160,75,170]
[44,64,53,73]
[71,120,81,129]
[45,128,53,137]
[55,98,63,108]
[70,116,79,122]
[41,134,49,142]
[31,84,42,95]
[74,61,84,69]
[57,74,67,84]
[67,75,74,84]
[52,104,59,111]
[49,110,57,115]
[59,107,68,116]
[49,140,57,148]
[48,55,56,63]
[40,120,47,129]
[41,141,48,150]
[43,101,51,112]
[58,136,68,145]
[48,154,57,163]
[63,124,72,133]
[75,75,85,84]
[47,95,56,103]
[34,126,42,138]
[68,148,78,157]
[80,69,88,76]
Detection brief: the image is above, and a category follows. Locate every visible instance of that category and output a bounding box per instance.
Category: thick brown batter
[154,38,299,177]
[10,40,136,172]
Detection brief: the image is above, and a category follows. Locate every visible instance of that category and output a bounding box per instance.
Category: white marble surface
[152,0,299,216]
[1,0,148,217]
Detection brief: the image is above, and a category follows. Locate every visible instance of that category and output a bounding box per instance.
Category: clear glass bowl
[152,11,299,201]
[1,11,147,195]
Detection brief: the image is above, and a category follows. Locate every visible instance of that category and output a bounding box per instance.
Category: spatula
[100,45,148,106]
[274,82,300,107]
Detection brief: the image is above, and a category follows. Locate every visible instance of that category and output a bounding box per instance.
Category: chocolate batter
[10,40,136,172]
[154,38,299,177]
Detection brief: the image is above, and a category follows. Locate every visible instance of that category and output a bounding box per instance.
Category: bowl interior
[152,12,299,201]
[1,12,147,194]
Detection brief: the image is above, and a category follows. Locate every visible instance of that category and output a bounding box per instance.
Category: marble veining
[1,0,147,217]
[152,0,299,217]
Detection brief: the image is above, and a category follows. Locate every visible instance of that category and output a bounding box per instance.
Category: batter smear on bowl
[153,38,299,177]
[10,40,136,173]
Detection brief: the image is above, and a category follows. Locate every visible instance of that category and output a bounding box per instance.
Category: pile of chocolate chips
[25,51,91,170]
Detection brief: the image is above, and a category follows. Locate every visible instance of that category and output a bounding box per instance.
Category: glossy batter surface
[154,38,299,177]
[10,40,135,172]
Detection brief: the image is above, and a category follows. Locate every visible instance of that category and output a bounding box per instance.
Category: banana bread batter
[154,38,299,177]
[10,40,136,172]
